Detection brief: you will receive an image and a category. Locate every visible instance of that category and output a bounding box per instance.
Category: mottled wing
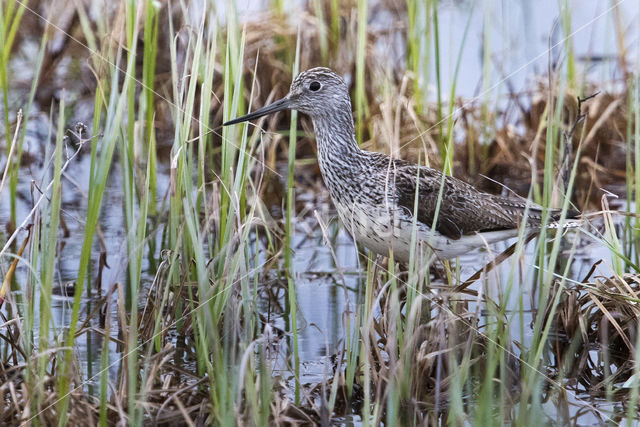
[392,164,553,240]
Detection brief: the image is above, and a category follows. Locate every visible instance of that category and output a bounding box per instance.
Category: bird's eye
[309,81,321,91]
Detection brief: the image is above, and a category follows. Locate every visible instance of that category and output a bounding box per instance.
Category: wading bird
[224,67,579,262]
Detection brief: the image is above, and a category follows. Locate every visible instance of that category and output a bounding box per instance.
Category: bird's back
[390,160,579,239]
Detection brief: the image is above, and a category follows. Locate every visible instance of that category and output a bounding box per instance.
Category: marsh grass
[0,1,638,425]
[0,0,27,226]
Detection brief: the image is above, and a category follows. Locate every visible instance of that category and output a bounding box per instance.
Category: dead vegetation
[545,272,640,393]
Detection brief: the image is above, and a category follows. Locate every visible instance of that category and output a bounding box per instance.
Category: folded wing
[392,163,574,240]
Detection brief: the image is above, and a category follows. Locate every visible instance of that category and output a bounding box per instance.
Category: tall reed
[0,0,27,225]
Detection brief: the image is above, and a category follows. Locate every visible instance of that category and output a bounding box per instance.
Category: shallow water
[0,138,630,422]
[427,0,638,100]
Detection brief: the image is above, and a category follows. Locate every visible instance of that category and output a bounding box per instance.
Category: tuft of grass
[57,35,136,426]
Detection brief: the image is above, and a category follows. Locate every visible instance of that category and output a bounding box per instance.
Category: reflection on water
[414,0,637,101]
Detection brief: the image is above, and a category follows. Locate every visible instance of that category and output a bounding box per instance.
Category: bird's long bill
[223,97,291,126]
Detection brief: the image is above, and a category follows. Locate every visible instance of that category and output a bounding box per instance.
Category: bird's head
[224,67,351,125]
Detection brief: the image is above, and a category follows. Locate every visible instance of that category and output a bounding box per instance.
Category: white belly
[333,200,521,262]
